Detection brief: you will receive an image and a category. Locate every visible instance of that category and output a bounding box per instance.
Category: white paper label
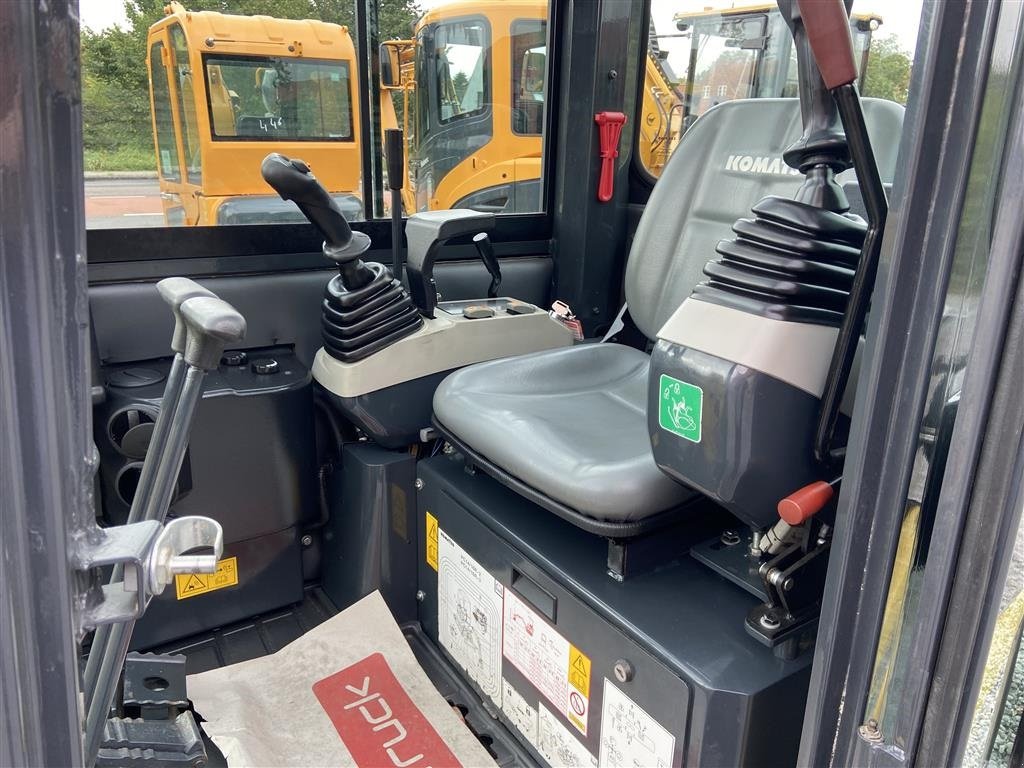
[503,589,590,734]
[438,529,504,707]
[599,679,676,768]
[501,678,538,745]
[537,703,597,768]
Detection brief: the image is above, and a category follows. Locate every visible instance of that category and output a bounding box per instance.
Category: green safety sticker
[658,374,703,443]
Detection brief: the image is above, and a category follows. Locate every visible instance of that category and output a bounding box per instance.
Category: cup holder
[115,462,145,507]
[108,407,157,459]
[114,460,187,508]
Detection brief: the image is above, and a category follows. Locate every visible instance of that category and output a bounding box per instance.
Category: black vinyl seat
[434,98,905,536]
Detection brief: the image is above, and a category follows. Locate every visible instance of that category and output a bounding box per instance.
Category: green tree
[451,71,469,102]
[860,34,912,105]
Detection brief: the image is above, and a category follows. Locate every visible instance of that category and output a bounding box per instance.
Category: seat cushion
[432,344,697,523]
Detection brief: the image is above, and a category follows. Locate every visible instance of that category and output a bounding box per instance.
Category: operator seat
[433,98,904,536]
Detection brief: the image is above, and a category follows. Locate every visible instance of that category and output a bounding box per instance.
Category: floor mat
[185,591,497,767]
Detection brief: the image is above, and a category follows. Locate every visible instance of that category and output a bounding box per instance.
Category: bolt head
[301,534,313,547]
[415,478,424,490]
[720,530,741,546]
[442,442,454,455]
[613,659,634,683]
[759,613,781,630]
[416,589,426,602]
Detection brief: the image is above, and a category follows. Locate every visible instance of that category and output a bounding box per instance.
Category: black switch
[251,358,280,375]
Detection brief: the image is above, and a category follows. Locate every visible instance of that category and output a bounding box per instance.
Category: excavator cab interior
[4,0,1024,767]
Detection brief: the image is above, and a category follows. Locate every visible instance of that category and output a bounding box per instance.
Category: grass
[83,145,155,172]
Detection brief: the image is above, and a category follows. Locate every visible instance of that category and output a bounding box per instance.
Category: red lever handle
[594,111,627,203]
[777,480,835,525]
[796,0,858,89]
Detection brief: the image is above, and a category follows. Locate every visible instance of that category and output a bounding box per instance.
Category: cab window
[168,24,201,184]
[435,19,489,123]
[203,56,354,141]
[511,19,546,136]
[149,41,180,183]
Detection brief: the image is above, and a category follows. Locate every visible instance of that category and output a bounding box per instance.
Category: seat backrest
[624,98,905,340]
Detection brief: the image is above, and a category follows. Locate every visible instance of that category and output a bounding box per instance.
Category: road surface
[85,177,165,229]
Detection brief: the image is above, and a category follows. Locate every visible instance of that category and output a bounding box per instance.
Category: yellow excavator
[383,1,882,210]
[146,2,401,225]
[147,1,880,222]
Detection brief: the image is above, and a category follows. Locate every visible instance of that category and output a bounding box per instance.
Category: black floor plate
[150,586,535,767]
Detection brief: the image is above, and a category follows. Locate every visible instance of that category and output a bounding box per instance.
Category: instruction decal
[503,589,591,735]
[599,679,676,768]
[537,703,597,768]
[174,556,238,600]
[437,529,504,707]
[313,652,462,768]
[501,678,538,745]
[426,511,439,571]
[658,374,703,443]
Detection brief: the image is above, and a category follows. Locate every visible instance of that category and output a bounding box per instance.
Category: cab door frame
[799,1,1024,765]
[147,25,191,225]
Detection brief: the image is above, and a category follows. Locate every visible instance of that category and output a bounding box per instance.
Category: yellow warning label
[568,645,591,698]
[175,556,239,600]
[426,511,439,571]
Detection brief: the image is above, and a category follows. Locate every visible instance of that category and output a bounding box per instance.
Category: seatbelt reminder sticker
[503,589,591,735]
[658,374,703,443]
[174,556,238,600]
[313,652,462,768]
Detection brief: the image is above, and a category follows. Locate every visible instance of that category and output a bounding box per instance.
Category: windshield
[203,55,353,141]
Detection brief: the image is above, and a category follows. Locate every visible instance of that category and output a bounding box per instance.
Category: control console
[261,153,572,447]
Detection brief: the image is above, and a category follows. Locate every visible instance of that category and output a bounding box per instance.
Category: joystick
[261,153,422,362]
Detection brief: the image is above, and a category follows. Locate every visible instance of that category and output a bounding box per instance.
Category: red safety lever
[777,480,836,525]
[594,111,627,203]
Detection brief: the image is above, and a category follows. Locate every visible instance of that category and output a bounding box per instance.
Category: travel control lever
[261,153,374,290]
[473,232,501,299]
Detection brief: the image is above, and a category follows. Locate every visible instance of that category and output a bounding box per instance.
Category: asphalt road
[85,177,165,229]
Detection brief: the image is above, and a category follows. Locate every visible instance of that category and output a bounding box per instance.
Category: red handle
[777,480,835,525]
[594,111,627,203]
[796,0,858,89]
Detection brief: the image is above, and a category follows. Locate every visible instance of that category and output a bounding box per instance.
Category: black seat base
[434,417,710,540]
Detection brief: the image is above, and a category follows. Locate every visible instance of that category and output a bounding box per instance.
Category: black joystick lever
[473,233,501,299]
[261,153,422,362]
[261,153,375,290]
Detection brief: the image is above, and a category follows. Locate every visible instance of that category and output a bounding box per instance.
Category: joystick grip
[261,153,373,289]
[261,153,353,248]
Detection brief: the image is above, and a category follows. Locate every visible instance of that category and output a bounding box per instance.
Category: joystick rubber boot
[261,153,423,362]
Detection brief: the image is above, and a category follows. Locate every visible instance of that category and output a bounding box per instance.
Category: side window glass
[640,2,918,180]
[168,24,201,185]
[511,20,546,136]
[435,20,488,124]
[149,41,180,184]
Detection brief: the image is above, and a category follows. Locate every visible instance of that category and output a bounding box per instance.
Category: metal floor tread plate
[150,585,534,767]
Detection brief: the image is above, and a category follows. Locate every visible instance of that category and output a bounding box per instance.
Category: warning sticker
[569,645,591,697]
[174,556,238,600]
[599,679,676,768]
[502,589,590,735]
[438,529,504,707]
[426,511,439,571]
[537,703,597,768]
[501,678,538,745]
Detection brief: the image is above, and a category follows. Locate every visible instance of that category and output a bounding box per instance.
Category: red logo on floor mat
[313,652,462,768]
